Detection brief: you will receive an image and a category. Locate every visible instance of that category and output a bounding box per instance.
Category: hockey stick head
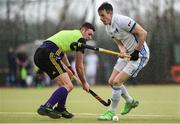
[106,99,111,106]
[89,89,111,107]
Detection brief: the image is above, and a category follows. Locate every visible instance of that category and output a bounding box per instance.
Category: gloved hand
[130,50,139,61]
[67,66,75,75]
[70,42,78,51]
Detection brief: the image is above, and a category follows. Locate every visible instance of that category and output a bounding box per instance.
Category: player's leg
[110,57,139,115]
[37,73,74,119]
[34,49,73,119]
[51,61,74,118]
[120,56,150,115]
[98,58,127,120]
[112,71,138,115]
[120,48,150,115]
[112,71,132,102]
[98,70,121,120]
[112,59,138,115]
[43,57,74,118]
[34,49,61,119]
[115,59,144,115]
[53,73,74,119]
[120,85,139,115]
[120,85,133,103]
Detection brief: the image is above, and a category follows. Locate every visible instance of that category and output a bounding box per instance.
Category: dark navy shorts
[34,41,66,79]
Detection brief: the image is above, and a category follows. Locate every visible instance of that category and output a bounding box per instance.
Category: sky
[0,0,180,26]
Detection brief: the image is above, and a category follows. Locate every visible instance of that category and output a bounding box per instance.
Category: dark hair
[98,2,113,12]
[80,22,95,31]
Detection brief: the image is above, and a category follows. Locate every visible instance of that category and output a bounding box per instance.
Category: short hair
[80,22,95,32]
[98,2,113,12]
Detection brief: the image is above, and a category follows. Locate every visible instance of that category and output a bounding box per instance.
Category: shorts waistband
[39,41,63,56]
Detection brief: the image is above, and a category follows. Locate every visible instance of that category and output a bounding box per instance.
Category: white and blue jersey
[105,14,150,77]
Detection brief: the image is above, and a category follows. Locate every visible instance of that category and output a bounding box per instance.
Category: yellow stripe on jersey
[49,52,63,74]
[55,47,63,56]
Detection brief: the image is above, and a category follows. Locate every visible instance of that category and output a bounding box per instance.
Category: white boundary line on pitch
[0,112,180,117]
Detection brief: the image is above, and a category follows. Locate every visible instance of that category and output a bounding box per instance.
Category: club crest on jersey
[110,28,119,38]
[115,28,118,32]
[52,71,56,75]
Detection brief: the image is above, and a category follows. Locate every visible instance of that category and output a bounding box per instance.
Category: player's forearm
[115,40,127,53]
[118,45,127,53]
[76,64,87,84]
[135,30,147,51]
[131,24,147,51]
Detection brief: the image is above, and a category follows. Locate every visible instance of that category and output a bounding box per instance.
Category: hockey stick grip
[89,89,111,106]
[79,43,99,51]
[78,43,131,58]
[99,48,131,58]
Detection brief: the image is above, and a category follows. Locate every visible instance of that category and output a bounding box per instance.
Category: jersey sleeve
[114,15,136,32]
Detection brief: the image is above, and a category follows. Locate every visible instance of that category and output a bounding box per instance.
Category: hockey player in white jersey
[97,2,150,121]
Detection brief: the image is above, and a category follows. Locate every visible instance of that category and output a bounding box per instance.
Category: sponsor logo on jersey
[128,20,131,26]
[52,71,56,75]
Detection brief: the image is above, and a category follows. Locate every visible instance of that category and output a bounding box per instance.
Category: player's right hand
[82,82,90,92]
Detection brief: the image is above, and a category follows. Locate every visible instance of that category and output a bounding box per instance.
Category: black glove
[70,38,86,53]
[130,50,139,61]
[70,42,78,51]
[67,66,75,75]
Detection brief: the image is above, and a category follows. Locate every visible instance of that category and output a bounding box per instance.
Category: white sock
[109,86,122,113]
[120,85,133,103]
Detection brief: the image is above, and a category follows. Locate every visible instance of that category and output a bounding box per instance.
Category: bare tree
[43,0,49,37]
[36,0,42,38]
[6,0,11,22]
[21,0,28,42]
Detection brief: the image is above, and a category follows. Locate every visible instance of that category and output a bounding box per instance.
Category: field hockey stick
[77,43,131,58]
[88,89,111,107]
[72,75,111,107]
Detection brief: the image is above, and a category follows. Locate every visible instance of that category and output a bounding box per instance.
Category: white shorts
[114,46,150,77]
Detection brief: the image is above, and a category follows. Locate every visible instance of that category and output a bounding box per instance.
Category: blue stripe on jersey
[131,45,147,77]
[129,22,136,32]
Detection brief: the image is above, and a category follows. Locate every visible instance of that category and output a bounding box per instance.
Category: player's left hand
[82,82,90,92]
[130,50,139,61]
[118,52,126,58]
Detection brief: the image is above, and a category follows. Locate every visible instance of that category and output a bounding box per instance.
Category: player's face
[83,28,94,41]
[98,10,112,25]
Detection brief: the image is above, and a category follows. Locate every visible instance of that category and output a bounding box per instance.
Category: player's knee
[112,78,123,85]
[61,82,74,92]
[108,78,113,85]
[66,83,74,92]
[112,79,118,85]
[69,83,74,91]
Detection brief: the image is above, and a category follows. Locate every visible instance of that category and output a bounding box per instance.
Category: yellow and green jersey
[47,30,83,53]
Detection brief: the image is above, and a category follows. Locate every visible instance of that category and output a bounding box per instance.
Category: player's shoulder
[113,14,126,18]
[61,29,82,37]
[113,14,132,23]
[61,29,79,33]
